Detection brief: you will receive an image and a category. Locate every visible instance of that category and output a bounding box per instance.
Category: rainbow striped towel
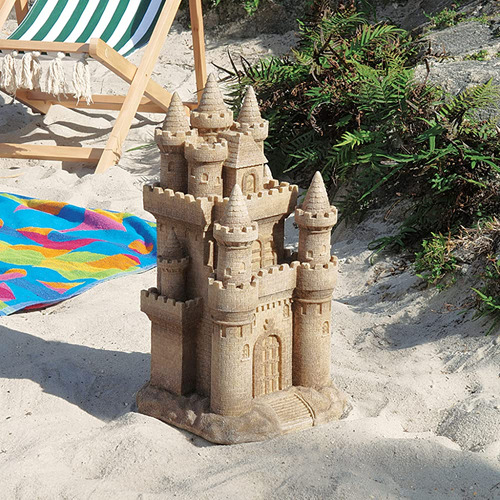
[0,193,156,316]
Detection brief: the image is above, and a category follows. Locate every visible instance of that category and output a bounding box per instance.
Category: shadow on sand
[0,323,150,421]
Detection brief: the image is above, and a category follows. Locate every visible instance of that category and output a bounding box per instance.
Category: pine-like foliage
[220,0,500,253]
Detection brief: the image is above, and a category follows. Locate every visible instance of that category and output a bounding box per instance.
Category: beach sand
[0,19,499,500]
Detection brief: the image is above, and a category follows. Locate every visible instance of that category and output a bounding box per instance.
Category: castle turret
[213,184,258,284]
[293,172,338,389]
[295,171,336,264]
[209,184,259,416]
[185,137,227,198]
[157,228,189,301]
[155,92,192,192]
[190,73,233,138]
[186,74,230,198]
[237,86,269,152]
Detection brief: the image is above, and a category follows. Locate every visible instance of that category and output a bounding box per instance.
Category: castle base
[136,383,349,444]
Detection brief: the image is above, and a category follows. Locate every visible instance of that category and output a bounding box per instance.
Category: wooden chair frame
[0,0,207,173]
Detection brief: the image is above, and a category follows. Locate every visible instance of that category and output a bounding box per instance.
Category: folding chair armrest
[0,39,90,53]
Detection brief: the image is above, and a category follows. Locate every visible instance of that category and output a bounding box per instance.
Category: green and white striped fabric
[8,0,167,57]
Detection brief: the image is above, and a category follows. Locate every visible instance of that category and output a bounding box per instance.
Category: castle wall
[255,217,285,268]
[223,165,263,197]
[141,290,202,395]
[253,294,294,395]
[196,315,213,397]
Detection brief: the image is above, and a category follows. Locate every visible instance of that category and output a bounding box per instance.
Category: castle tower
[155,92,191,192]
[157,228,189,301]
[209,184,259,416]
[190,73,233,138]
[185,138,227,198]
[186,74,230,198]
[237,86,269,152]
[213,184,258,284]
[293,172,338,388]
[141,227,197,397]
[296,172,335,264]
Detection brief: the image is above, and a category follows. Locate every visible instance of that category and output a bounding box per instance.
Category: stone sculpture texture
[137,74,347,444]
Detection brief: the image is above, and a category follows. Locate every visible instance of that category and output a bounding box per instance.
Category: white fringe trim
[72,54,92,105]
[0,50,93,102]
[19,51,41,90]
[43,51,67,95]
[1,52,17,95]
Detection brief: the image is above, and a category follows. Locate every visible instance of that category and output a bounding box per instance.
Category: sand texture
[0,19,499,500]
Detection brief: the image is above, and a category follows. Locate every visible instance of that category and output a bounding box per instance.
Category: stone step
[267,392,314,433]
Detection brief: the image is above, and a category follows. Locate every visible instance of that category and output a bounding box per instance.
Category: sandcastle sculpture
[137,74,347,444]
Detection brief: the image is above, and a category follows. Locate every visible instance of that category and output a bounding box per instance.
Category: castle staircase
[266,392,314,433]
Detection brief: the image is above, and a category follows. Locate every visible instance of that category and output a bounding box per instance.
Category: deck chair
[0,0,207,173]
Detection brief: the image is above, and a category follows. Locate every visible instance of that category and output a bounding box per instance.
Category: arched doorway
[253,334,281,397]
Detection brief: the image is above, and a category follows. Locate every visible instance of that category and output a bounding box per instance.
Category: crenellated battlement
[155,128,197,149]
[234,120,269,142]
[158,255,190,269]
[243,182,298,220]
[191,109,233,131]
[296,256,338,292]
[141,288,202,322]
[295,206,338,229]
[185,139,228,163]
[213,221,258,245]
[299,256,338,271]
[207,278,259,313]
[256,262,300,298]
[208,278,258,291]
[143,184,215,227]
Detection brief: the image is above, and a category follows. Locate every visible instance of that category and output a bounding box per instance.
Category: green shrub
[209,0,263,15]
[414,233,458,287]
[464,49,489,61]
[424,6,465,29]
[220,0,500,326]
[473,256,500,334]
[222,1,500,253]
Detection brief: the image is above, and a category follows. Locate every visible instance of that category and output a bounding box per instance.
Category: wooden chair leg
[189,0,207,103]
[89,39,174,112]
[94,0,183,174]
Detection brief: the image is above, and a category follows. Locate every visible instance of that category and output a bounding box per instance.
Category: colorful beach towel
[0,193,156,316]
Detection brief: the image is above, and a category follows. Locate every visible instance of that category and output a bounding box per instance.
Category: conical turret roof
[220,184,252,228]
[237,86,262,124]
[196,73,229,114]
[163,228,185,260]
[302,171,330,212]
[162,92,190,132]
